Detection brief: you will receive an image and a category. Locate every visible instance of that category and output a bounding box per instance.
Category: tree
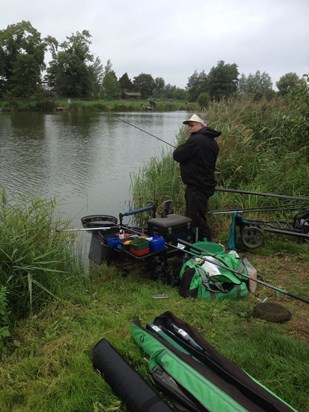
[161,84,187,100]
[101,60,121,99]
[238,71,272,93]
[237,70,274,99]
[45,30,95,98]
[197,92,210,110]
[186,70,208,102]
[153,77,165,98]
[0,21,46,97]
[207,60,239,100]
[133,73,155,99]
[119,72,133,96]
[89,56,104,98]
[276,72,304,96]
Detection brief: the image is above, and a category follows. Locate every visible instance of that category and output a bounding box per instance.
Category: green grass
[0,97,199,113]
[0,261,308,411]
[56,98,199,113]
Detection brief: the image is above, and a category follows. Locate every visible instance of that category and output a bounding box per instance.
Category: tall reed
[0,191,84,320]
[130,93,308,232]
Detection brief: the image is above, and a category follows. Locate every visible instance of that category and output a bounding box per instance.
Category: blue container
[149,235,165,252]
[106,236,121,248]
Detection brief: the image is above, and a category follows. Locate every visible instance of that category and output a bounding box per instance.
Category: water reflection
[0,111,186,226]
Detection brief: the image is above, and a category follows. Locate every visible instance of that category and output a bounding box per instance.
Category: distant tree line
[0,21,307,102]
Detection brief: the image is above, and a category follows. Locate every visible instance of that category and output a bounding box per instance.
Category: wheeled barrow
[222,208,309,249]
[81,204,194,283]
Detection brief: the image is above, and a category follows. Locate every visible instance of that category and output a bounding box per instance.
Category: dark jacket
[173,126,221,193]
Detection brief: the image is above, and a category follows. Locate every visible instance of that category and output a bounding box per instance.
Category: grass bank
[0,241,308,411]
[0,97,199,113]
[0,193,308,411]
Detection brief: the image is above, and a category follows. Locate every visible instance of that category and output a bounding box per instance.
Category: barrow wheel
[241,225,264,249]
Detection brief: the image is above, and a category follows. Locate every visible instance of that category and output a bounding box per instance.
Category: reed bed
[0,191,85,322]
[130,94,308,235]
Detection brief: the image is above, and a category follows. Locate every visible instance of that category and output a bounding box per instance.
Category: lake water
[0,111,187,258]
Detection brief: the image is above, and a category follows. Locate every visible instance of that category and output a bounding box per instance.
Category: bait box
[129,238,150,256]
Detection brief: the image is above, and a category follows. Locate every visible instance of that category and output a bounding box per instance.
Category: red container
[130,248,150,256]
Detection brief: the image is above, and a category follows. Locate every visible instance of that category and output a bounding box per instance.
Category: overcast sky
[1,0,308,89]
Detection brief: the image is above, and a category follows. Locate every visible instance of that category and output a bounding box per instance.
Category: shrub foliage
[0,192,84,321]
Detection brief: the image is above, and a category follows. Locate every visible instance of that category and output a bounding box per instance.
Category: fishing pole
[113,116,309,204]
[112,115,176,148]
[208,204,309,214]
[215,188,309,202]
[60,226,114,232]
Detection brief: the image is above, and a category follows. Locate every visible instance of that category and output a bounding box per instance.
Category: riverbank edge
[0,98,200,113]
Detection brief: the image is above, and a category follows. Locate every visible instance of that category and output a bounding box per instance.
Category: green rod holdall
[131,319,248,412]
[131,313,296,412]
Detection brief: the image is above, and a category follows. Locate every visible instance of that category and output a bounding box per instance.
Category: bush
[197,92,210,110]
[0,191,85,321]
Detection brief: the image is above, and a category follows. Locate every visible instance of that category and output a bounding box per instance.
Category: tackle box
[129,238,150,256]
[147,214,193,245]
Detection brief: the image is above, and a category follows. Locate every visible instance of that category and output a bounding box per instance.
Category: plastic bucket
[190,241,225,256]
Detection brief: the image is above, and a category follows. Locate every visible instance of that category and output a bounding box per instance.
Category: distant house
[123,92,142,100]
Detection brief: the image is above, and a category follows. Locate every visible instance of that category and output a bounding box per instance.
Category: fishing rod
[61,226,114,232]
[215,188,309,202]
[112,115,176,148]
[208,204,309,215]
[113,115,309,204]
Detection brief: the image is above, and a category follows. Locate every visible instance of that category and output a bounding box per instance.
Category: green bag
[131,320,248,412]
[131,314,296,412]
[179,252,249,300]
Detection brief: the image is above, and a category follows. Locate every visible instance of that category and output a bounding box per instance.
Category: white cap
[183,114,207,126]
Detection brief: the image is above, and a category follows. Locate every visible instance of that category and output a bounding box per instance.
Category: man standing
[173,114,221,241]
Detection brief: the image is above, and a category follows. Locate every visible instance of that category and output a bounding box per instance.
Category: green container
[130,238,149,252]
[190,241,225,256]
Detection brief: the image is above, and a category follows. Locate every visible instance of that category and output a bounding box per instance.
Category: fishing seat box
[147,214,193,245]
